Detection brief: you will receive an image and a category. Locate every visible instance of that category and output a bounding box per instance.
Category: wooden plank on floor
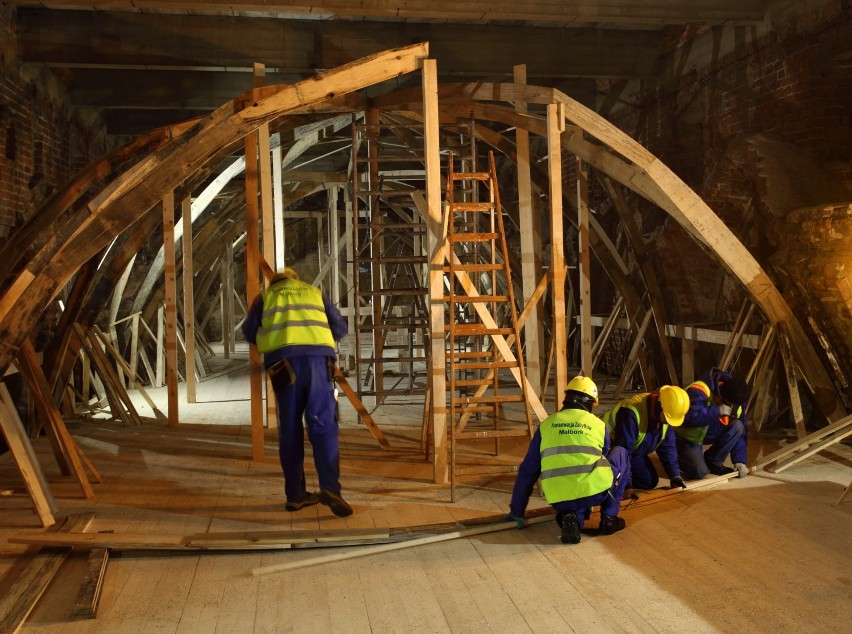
[8,527,393,551]
[70,547,109,620]
[0,512,95,633]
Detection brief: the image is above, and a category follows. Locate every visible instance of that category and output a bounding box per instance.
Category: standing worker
[507,376,630,544]
[242,266,353,517]
[675,368,751,480]
[602,386,690,491]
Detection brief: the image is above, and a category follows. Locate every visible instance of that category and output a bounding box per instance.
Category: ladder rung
[449,361,519,370]
[358,288,427,296]
[452,379,497,388]
[448,232,499,242]
[455,395,525,405]
[446,326,514,336]
[452,171,490,181]
[356,256,428,263]
[361,356,426,363]
[450,406,495,415]
[355,222,426,231]
[454,430,531,441]
[448,351,495,359]
[443,263,503,273]
[443,295,509,303]
[451,202,494,212]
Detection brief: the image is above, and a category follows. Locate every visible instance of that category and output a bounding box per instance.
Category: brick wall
[0,5,109,239]
[607,0,851,385]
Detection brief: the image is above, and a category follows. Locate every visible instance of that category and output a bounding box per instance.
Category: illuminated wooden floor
[1,414,851,633]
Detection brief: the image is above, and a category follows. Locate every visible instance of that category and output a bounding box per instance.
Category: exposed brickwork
[0,5,109,239]
[604,0,851,384]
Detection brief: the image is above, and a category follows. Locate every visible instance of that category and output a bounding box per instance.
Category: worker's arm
[322,292,348,341]
[656,428,682,481]
[508,429,543,518]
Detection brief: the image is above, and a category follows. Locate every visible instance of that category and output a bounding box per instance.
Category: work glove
[734,463,749,478]
[669,476,687,490]
[718,403,733,417]
[506,513,525,529]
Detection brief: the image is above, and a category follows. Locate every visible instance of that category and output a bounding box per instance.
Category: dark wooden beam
[18,9,663,79]
[10,1,766,25]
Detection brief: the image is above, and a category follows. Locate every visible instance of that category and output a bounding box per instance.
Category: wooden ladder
[444,151,533,501]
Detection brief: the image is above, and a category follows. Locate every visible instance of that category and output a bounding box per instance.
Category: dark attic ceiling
[10,1,767,136]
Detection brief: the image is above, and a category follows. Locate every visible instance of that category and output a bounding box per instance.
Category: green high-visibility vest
[539,409,614,504]
[255,278,335,354]
[602,393,669,452]
[674,380,744,444]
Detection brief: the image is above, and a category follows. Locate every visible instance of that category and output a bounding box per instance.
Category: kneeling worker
[602,386,690,491]
[508,376,630,544]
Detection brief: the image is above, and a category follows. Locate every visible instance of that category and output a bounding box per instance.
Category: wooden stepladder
[444,151,534,501]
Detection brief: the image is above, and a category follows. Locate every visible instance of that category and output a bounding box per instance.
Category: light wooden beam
[181,196,196,404]
[547,104,567,398]
[514,64,543,397]
[421,59,448,486]
[576,157,593,376]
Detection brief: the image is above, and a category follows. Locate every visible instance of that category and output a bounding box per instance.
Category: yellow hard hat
[659,385,689,426]
[281,266,299,279]
[565,375,599,405]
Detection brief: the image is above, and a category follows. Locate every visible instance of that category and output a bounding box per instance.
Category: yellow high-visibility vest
[255,278,335,354]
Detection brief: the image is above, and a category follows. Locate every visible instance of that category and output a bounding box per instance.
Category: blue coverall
[243,288,348,504]
[676,368,748,479]
[509,406,630,532]
[609,395,682,490]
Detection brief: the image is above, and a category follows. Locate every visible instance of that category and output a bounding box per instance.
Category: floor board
[1,393,850,633]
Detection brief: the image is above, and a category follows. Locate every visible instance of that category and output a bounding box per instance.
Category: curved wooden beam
[0,43,429,375]
[376,81,844,420]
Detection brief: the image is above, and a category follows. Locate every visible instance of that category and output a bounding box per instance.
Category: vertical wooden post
[181,196,196,404]
[155,304,165,387]
[679,325,695,385]
[422,59,448,485]
[162,192,180,427]
[778,325,807,439]
[514,64,543,396]
[220,246,233,359]
[246,106,265,461]
[547,104,567,398]
[576,157,593,376]
[0,383,58,527]
[272,141,286,271]
[259,119,277,432]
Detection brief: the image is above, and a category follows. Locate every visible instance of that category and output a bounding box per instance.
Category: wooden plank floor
[1,401,851,632]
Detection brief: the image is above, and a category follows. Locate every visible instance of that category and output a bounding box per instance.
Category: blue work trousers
[629,454,660,490]
[269,356,341,503]
[676,419,745,479]
[553,446,630,530]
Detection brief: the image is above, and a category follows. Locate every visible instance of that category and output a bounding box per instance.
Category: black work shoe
[320,489,353,517]
[599,515,626,536]
[707,463,735,476]
[285,492,320,512]
[559,511,581,544]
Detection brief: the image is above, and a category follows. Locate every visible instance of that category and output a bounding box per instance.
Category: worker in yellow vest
[601,386,690,491]
[243,266,352,517]
[508,376,630,544]
[674,368,751,480]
